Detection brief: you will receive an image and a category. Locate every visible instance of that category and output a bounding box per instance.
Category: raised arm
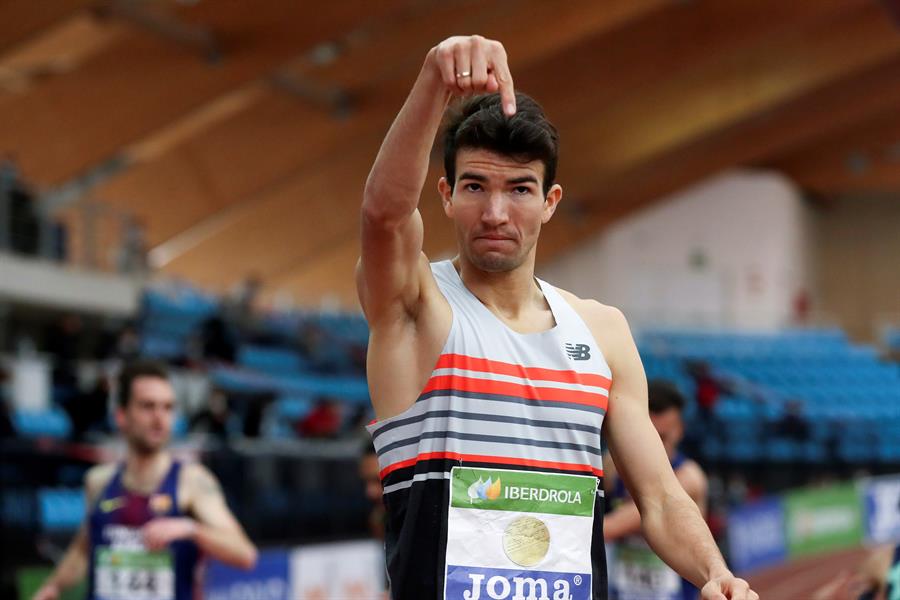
[599,306,757,600]
[357,35,515,322]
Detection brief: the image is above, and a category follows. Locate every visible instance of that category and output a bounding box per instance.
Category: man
[33,360,257,600]
[358,34,757,600]
[605,380,708,600]
[359,441,385,540]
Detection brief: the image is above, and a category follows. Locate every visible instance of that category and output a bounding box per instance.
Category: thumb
[703,583,728,600]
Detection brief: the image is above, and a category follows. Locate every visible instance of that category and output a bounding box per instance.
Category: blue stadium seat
[238,345,309,375]
[13,409,72,439]
[38,488,84,531]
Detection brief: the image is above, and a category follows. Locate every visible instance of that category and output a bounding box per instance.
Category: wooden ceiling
[2,0,899,307]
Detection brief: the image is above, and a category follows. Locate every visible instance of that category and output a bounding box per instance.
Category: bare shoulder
[554,287,632,362]
[675,459,708,497]
[555,287,628,328]
[181,462,222,493]
[85,463,117,502]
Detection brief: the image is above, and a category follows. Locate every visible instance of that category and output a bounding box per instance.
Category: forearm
[46,540,88,590]
[640,489,729,587]
[363,51,450,223]
[194,522,257,570]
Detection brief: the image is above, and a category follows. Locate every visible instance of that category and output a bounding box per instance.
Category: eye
[464,182,482,192]
[513,186,532,195]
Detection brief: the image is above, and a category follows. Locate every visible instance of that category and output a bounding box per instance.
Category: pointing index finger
[489,43,515,116]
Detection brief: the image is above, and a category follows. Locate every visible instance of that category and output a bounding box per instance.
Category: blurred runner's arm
[32,466,112,600]
[604,460,706,542]
[32,527,89,600]
[143,464,257,570]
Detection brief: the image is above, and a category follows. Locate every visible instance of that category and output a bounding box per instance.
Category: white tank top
[367,259,613,599]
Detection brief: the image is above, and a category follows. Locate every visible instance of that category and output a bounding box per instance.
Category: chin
[472,256,518,272]
[133,437,169,454]
[469,249,525,273]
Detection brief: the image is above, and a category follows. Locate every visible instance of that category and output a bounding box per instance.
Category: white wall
[540,170,814,331]
[0,251,140,315]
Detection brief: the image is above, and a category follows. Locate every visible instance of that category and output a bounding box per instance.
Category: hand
[701,572,759,600]
[142,517,197,550]
[32,582,60,600]
[427,35,516,115]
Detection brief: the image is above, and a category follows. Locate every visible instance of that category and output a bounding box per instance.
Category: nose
[481,191,509,227]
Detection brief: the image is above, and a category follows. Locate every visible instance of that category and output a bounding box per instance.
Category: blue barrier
[727,497,787,573]
[204,549,291,600]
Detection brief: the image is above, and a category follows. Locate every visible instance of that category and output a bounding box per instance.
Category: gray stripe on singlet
[379,429,604,458]
[382,471,452,494]
[371,408,602,443]
[377,435,604,476]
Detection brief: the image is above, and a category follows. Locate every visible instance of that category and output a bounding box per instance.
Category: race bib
[887,558,900,600]
[94,547,175,600]
[610,538,681,600]
[444,467,598,600]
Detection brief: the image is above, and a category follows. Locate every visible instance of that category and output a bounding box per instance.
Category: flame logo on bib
[467,476,502,503]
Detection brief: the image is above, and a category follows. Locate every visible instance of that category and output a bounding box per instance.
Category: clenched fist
[427,35,516,116]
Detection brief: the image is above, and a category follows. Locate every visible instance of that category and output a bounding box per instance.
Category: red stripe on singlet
[380,451,604,480]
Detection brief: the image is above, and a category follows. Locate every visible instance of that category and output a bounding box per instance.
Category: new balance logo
[565,343,591,361]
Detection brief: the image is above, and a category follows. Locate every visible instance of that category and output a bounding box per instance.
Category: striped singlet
[367,260,612,600]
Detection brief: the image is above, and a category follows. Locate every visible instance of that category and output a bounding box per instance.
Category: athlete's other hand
[31,582,60,600]
[701,572,759,600]
[427,35,516,116]
[142,517,197,550]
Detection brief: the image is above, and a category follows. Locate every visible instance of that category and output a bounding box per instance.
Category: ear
[541,184,563,224]
[114,407,126,432]
[438,177,454,218]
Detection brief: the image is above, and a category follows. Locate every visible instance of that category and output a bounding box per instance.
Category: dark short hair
[117,359,169,408]
[648,379,685,414]
[442,92,559,196]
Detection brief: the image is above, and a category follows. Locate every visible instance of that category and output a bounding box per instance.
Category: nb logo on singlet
[565,343,591,361]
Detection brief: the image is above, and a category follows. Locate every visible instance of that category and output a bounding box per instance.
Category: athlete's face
[649,408,684,459]
[358,453,383,505]
[116,376,175,455]
[440,148,561,273]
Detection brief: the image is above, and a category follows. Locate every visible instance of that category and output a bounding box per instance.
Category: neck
[124,450,171,490]
[453,253,543,319]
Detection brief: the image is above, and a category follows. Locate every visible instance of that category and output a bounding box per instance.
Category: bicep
[188,469,244,533]
[358,207,427,321]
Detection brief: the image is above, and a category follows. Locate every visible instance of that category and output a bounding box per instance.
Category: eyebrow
[458,172,539,185]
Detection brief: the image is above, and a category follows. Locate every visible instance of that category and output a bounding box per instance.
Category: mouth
[475,234,514,242]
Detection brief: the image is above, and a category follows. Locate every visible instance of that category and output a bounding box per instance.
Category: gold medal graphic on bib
[502,516,550,567]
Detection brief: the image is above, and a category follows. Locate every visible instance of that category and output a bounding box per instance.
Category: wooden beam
[538,50,900,260]
[0,11,126,93]
[767,107,900,193]
[0,0,410,185]
[0,1,94,55]
[98,0,673,278]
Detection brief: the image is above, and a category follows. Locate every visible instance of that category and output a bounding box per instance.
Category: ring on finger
[455,71,471,78]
